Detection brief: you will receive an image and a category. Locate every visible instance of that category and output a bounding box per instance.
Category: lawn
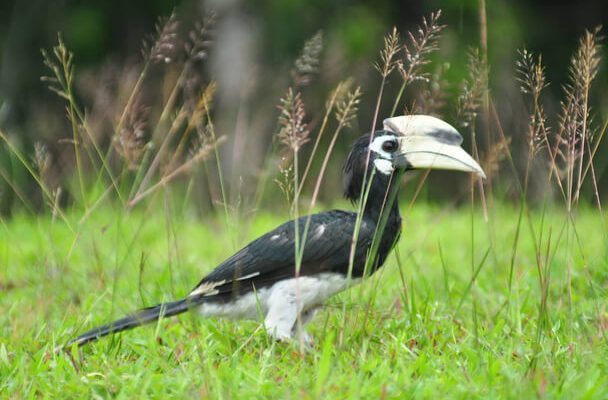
[1,201,607,398]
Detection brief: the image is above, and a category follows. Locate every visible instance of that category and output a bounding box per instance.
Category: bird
[67,115,485,347]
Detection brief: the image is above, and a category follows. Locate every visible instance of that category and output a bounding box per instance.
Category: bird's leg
[292,307,319,346]
[264,287,298,341]
[300,307,319,326]
[264,279,322,344]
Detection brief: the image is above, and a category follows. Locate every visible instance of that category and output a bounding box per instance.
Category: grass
[1,201,607,398]
[0,8,606,399]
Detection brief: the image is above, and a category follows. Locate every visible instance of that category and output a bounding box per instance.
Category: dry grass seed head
[556,26,603,163]
[325,78,353,110]
[33,142,51,182]
[185,13,216,62]
[527,108,550,154]
[293,30,324,86]
[115,95,150,170]
[40,35,74,101]
[481,137,511,180]
[458,48,487,128]
[571,27,603,93]
[398,10,445,85]
[515,49,550,152]
[274,158,295,207]
[375,27,401,78]
[184,81,217,125]
[515,49,548,98]
[335,86,362,128]
[142,11,181,64]
[190,124,213,160]
[188,84,217,157]
[277,88,310,151]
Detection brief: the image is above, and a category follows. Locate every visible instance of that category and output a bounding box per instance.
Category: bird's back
[190,209,400,302]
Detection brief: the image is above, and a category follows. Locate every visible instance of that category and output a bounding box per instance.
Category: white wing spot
[314,224,326,239]
[190,279,226,297]
[270,234,281,240]
[235,271,261,281]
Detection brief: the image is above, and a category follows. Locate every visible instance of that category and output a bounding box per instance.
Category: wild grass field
[1,5,607,399]
[1,201,607,398]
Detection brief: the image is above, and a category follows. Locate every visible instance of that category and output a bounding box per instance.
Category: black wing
[189,210,376,300]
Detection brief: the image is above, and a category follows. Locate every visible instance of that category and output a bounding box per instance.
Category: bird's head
[343,115,485,200]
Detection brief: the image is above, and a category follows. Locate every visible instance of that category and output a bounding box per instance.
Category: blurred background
[0,0,607,216]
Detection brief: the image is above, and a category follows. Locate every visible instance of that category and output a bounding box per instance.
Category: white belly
[196,273,358,320]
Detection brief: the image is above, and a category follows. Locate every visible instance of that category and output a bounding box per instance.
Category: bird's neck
[358,170,403,272]
[360,171,402,225]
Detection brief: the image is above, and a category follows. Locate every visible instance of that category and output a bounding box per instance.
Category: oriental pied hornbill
[68,115,485,347]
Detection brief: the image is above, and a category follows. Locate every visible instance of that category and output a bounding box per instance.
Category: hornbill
[67,115,485,347]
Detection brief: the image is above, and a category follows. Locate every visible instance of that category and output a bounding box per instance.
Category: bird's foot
[266,326,313,350]
[266,325,293,342]
[294,330,314,349]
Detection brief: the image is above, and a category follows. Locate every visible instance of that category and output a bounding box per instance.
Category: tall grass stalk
[297,80,348,197]
[389,11,445,117]
[296,86,361,268]
[42,36,124,208]
[0,129,73,231]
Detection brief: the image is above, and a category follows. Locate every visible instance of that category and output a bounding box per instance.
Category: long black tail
[67,296,203,347]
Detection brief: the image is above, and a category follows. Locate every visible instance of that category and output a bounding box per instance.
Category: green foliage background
[1,0,607,212]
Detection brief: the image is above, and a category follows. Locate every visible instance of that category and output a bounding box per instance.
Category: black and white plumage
[68,115,485,347]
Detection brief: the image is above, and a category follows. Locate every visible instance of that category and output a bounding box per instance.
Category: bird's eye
[382,139,398,153]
